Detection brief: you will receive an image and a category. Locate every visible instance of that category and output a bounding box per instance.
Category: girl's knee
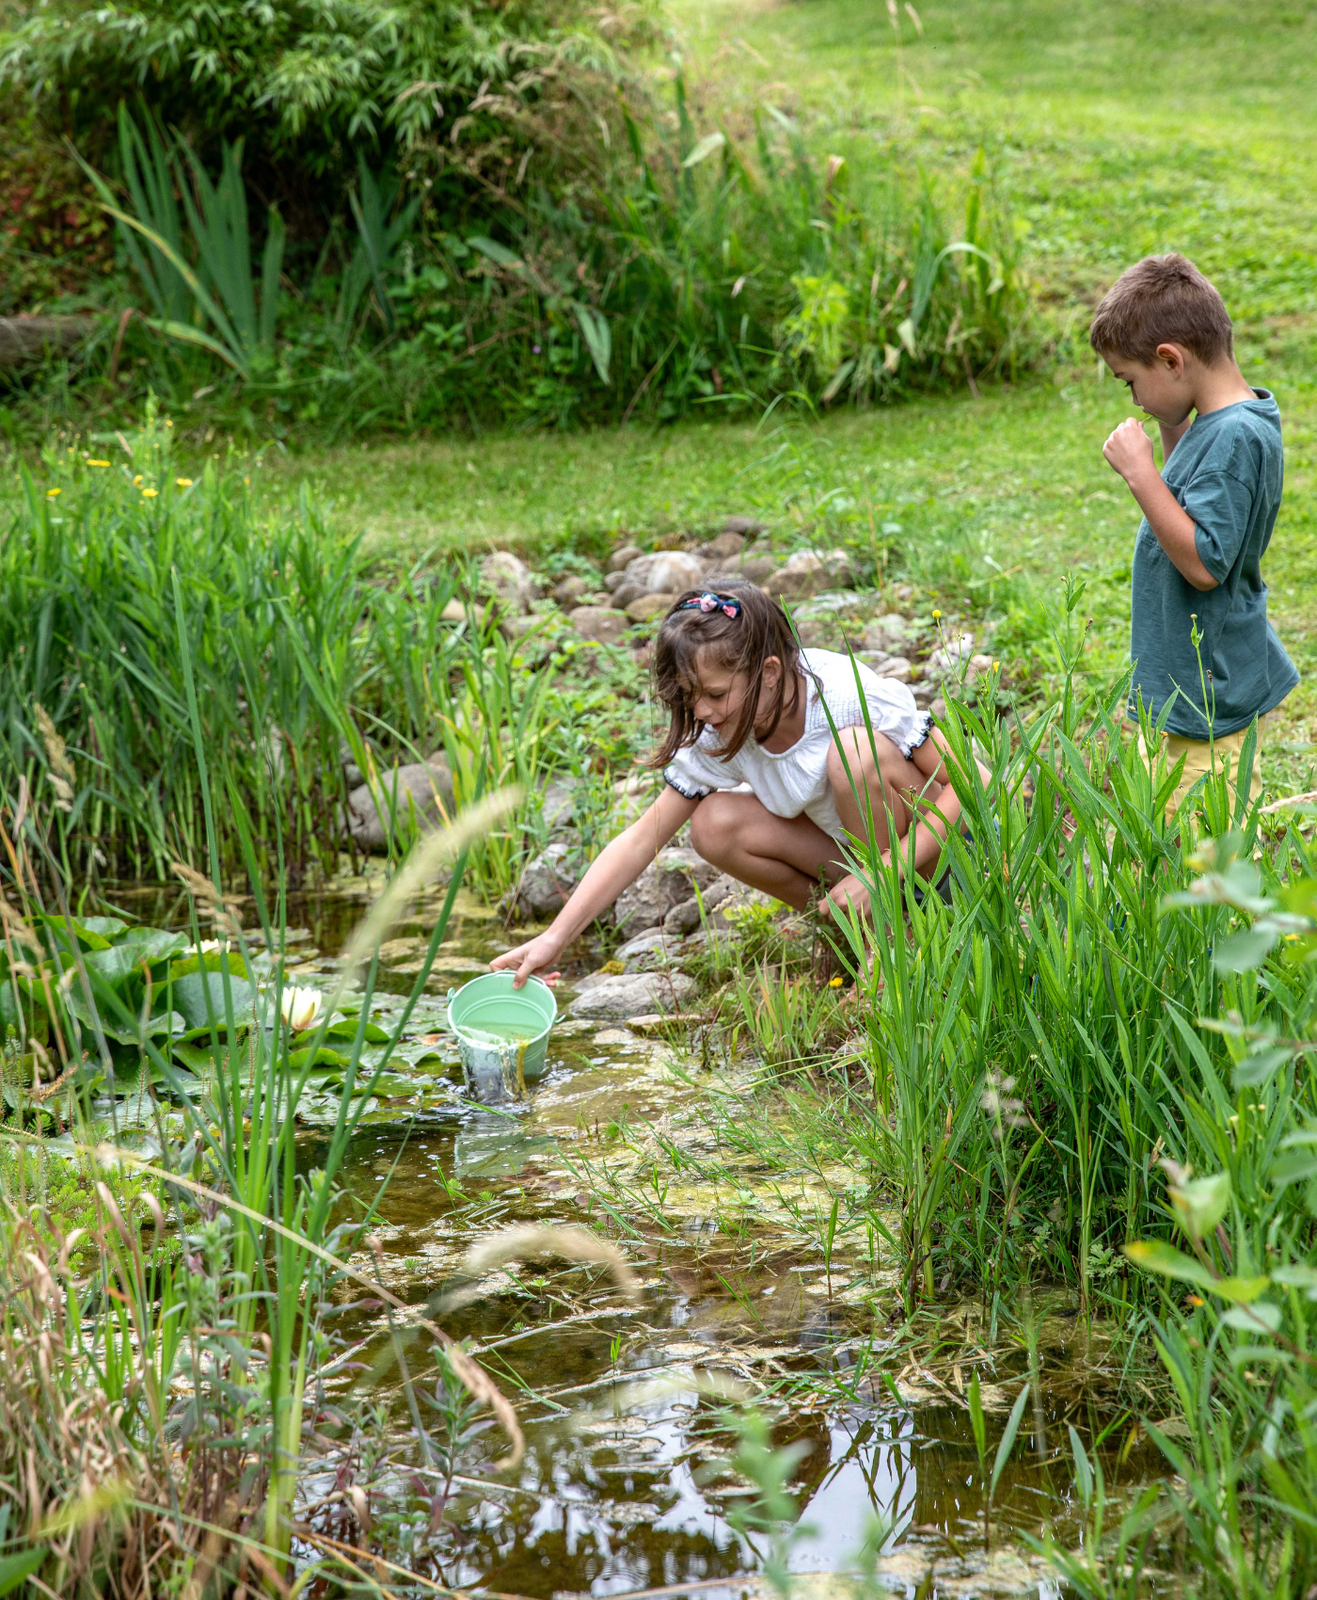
[689,793,739,860]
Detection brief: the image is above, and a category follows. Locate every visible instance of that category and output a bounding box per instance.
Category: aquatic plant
[0,409,562,894]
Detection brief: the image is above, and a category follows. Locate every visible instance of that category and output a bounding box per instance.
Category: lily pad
[289,1046,351,1071]
[172,969,256,1034]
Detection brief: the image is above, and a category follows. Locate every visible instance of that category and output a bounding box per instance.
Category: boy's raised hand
[1102,416,1156,483]
[490,933,563,990]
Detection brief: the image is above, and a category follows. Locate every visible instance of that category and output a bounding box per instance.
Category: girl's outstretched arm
[492,783,699,987]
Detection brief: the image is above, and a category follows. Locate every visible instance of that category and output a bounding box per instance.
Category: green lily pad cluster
[1,912,467,1124]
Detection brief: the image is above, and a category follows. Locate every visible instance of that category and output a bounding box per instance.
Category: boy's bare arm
[1102,417,1218,592]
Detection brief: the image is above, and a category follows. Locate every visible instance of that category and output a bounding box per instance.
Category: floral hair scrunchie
[679,592,742,619]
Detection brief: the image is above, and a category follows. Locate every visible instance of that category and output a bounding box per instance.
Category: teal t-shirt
[1130,388,1298,737]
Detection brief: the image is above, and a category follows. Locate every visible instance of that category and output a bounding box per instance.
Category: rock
[693,531,746,566]
[967,652,994,681]
[895,584,914,601]
[723,515,765,536]
[612,847,720,936]
[763,549,855,602]
[793,590,868,617]
[568,606,629,644]
[912,681,939,709]
[874,656,913,682]
[610,582,646,609]
[500,612,551,642]
[553,574,589,606]
[931,696,947,720]
[608,543,644,574]
[567,971,697,1020]
[540,780,576,833]
[650,551,704,594]
[795,618,833,649]
[924,633,976,681]
[440,598,470,623]
[622,551,704,597]
[737,556,778,585]
[603,570,628,593]
[855,649,890,670]
[514,841,581,919]
[626,593,675,623]
[863,614,912,650]
[344,758,455,853]
[613,931,683,970]
[481,551,534,613]
[663,898,703,936]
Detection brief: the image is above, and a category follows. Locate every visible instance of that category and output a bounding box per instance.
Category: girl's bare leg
[689,792,846,911]
[825,727,943,854]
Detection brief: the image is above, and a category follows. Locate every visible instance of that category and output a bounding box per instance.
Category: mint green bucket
[446,972,557,1104]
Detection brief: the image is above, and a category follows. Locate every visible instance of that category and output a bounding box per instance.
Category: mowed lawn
[265,0,1317,752]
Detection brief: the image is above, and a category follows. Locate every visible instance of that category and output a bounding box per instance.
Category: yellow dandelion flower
[141,487,159,499]
[46,487,61,497]
[87,458,111,467]
[175,477,194,487]
[132,474,143,486]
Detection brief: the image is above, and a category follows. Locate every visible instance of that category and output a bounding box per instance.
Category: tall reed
[0,406,555,891]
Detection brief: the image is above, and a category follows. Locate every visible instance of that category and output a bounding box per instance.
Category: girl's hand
[490,933,564,989]
[819,872,869,917]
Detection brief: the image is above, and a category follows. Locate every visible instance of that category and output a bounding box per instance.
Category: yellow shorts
[1137,724,1265,821]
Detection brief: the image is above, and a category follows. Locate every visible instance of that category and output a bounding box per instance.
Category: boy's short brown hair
[1089,253,1234,365]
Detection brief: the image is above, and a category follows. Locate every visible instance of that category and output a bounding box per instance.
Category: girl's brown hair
[648,580,804,769]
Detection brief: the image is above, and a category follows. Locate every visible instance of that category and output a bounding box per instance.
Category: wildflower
[192,939,229,956]
[175,477,194,487]
[828,975,844,988]
[932,608,942,620]
[86,459,110,467]
[46,488,61,498]
[1186,1294,1204,1308]
[132,474,143,486]
[280,985,323,1032]
[141,487,159,499]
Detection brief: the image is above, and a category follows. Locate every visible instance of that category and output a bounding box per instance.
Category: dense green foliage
[0,0,648,195]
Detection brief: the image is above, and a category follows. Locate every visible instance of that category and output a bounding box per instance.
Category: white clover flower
[280,986,323,1033]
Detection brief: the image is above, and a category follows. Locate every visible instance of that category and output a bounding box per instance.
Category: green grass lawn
[262,0,1316,754]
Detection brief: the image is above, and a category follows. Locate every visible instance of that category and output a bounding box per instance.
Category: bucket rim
[447,970,556,1046]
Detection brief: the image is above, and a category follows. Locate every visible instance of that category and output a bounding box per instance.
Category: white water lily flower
[280,986,323,1032]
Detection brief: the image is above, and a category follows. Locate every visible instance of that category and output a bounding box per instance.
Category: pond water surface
[105,872,1170,1599]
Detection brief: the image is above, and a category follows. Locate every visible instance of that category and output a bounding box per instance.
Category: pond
[97,873,1168,1599]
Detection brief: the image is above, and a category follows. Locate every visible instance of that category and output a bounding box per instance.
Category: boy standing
[1090,252,1298,815]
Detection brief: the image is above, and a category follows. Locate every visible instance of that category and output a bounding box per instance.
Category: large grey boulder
[514,841,582,919]
[567,971,697,1020]
[345,757,455,853]
[613,930,682,967]
[481,551,535,613]
[613,847,721,936]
